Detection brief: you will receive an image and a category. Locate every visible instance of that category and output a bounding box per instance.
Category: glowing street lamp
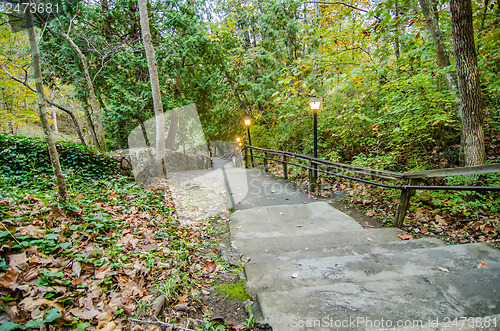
[244,117,254,167]
[308,97,322,186]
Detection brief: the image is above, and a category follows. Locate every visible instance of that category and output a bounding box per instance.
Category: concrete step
[231,202,364,240]
[244,236,445,263]
[228,168,316,210]
[233,228,437,263]
[255,265,500,330]
[245,242,500,293]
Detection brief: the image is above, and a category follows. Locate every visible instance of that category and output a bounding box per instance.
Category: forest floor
[0,131,256,331]
[0,175,255,331]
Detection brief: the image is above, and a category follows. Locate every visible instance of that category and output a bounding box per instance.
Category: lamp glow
[308,97,322,111]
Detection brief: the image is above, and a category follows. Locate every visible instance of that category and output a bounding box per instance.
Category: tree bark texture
[450,0,486,166]
[50,91,58,133]
[138,0,166,172]
[24,1,68,204]
[60,28,107,151]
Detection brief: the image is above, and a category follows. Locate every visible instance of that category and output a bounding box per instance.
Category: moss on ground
[216,280,251,301]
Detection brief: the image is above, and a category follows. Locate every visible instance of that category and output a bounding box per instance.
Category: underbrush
[0,133,118,180]
[0,135,253,330]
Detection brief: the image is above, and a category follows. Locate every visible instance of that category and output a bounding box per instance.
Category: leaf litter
[0,175,254,330]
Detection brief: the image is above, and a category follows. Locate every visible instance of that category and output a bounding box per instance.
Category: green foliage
[215,0,500,169]
[0,16,38,128]
[410,174,500,220]
[0,308,62,331]
[0,133,118,181]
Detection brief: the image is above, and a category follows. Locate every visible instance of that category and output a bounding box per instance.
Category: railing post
[308,160,316,193]
[244,148,249,168]
[394,178,419,228]
[282,154,288,180]
[263,152,268,172]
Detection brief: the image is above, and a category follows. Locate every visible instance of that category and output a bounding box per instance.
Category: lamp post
[244,117,254,167]
[308,97,322,189]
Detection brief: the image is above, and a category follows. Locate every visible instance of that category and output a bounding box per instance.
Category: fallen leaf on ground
[68,307,100,320]
[17,225,45,238]
[204,260,217,274]
[398,234,414,240]
[9,252,28,272]
[20,297,55,311]
[435,214,447,225]
[0,269,19,290]
[477,261,489,268]
[95,263,110,279]
[365,210,376,217]
[72,261,82,277]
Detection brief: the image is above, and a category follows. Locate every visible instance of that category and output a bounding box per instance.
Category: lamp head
[236,137,241,143]
[308,97,322,112]
[244,117,251,127]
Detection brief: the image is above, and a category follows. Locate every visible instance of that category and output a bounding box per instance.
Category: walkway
[225,165,500,330]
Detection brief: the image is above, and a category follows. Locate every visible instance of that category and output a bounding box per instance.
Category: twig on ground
[129,317,197,331]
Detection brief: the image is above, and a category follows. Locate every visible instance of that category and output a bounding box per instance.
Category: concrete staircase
[230,202,500,330]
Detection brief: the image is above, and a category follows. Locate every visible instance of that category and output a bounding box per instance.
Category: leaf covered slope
[0,135,242,330]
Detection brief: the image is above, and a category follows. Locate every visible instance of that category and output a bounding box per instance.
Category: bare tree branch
[1,64,87,145]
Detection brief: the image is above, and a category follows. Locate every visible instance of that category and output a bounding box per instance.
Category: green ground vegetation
[0,134,250,330]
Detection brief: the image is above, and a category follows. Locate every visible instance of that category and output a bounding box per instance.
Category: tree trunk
[450,0,486,166]
[59,26,107,151]
[101,0,112,43]
[420,0,464,165]
[50,91,58,133]
[24,1,68,204]
[138,0,166,175]
[83,104,101,149]
[419,0,461,117]
[52,108,58,133]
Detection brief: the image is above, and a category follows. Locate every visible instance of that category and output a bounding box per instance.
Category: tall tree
[23,0,68,203]
[58,18,107,151]
[419,0,464,165]
[419,0,460,117]
[138,0,165,174]
[450,0,486,166]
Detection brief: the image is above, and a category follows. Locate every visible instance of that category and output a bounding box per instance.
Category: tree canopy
[1,0,498,169]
